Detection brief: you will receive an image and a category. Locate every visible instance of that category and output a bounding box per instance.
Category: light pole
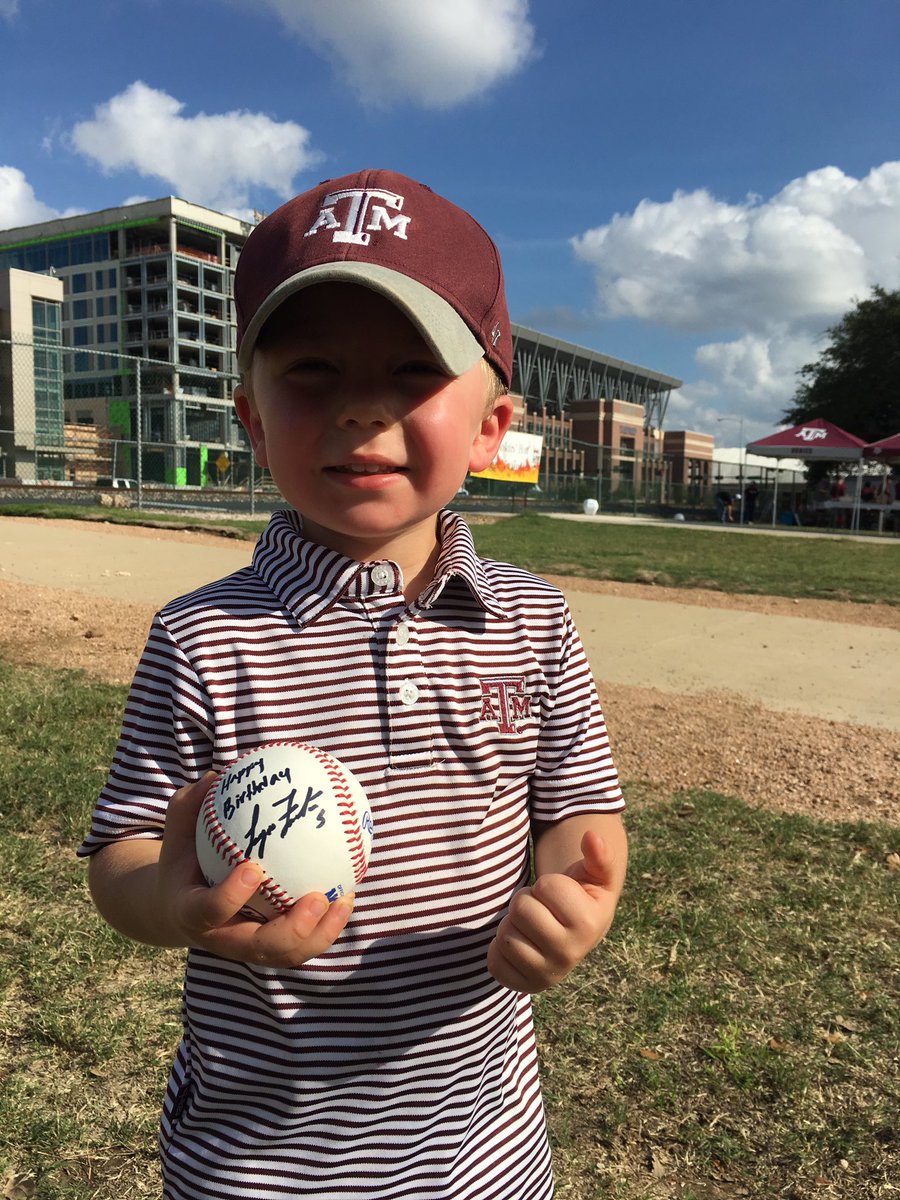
[717,416,746,524]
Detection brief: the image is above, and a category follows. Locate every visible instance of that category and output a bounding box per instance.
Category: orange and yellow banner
[472,431,543,484]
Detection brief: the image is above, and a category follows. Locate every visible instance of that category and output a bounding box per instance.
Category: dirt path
[2,516,897,826]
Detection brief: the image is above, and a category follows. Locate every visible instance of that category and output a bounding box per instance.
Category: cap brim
[237,262,485,376]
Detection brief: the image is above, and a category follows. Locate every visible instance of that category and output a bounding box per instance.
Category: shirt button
[371,565,392,587]
[399,682,419,706]
[396,622,411,646]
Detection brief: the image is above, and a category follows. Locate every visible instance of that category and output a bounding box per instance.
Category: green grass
[0,664,897,1198]
[3,503,895,606]
[471,512,900,605]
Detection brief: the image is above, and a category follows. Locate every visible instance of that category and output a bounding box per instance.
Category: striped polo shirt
[80,508,623,1199]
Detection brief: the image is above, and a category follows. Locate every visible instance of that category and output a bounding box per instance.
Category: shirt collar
[420,510,506,617]
[252,506,508,624]
[251,509,508,627]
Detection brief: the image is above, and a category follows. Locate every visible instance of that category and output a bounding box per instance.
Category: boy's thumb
[578,830,614,886]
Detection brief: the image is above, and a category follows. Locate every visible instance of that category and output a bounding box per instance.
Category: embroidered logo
[479,676,532,734]
[305,187,411,246]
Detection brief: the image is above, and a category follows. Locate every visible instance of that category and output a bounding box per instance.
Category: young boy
[80,168,627,1199]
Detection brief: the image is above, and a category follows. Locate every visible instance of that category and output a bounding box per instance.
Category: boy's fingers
[201,893,355,967]
[187,860,266,933]
[283,892,355,946]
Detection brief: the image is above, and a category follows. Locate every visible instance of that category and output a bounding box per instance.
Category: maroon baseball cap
[234,168,512,386]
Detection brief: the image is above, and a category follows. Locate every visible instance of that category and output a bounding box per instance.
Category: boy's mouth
[329,463,406,475]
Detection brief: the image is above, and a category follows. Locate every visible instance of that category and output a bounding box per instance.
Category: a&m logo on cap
[305,188,411,246]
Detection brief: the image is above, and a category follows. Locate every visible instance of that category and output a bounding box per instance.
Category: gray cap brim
[237,261,485,375]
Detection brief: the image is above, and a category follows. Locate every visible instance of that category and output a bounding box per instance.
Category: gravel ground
[0,518,897,828]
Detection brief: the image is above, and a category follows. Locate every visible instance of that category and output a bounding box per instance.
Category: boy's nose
[335,390,395,428]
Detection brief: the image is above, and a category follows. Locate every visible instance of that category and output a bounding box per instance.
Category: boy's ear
[468,392,514,473]
[234,383,269,469]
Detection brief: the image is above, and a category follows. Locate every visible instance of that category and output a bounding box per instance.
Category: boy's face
[234,283,513,564]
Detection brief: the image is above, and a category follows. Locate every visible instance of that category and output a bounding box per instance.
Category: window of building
[32,299,61,339]
[70,236,96,266]
[64,377,122,400]
[185,404,221,442]
[71,273,89,294]
[0,247,25,271]
[96,323,119,345]
[73,299,91,320]
[31,299,65,467]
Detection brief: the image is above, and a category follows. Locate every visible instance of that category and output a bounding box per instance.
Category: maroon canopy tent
[863,431,900,463]
[745,418,865,527]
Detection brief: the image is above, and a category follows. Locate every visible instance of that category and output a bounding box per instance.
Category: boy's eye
[395,361,447,377]
[287,357,335,373]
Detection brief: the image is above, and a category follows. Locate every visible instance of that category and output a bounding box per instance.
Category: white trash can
[582,498,599,516]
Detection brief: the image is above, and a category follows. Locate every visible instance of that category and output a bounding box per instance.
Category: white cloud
[694,331,820,405]
[0,1,19,18]
[0,166,61,229]
[249,0,537,108]
[572,162,900,433]
[68,82,321,216]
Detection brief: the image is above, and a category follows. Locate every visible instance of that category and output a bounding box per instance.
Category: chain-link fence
[1,336,813,523]
[0,338,286,515]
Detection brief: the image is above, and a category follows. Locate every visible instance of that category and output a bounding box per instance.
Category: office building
[0,267,65,480]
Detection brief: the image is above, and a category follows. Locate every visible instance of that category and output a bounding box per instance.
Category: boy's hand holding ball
[158,743,373,968]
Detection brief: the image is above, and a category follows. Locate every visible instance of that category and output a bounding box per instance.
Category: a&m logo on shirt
[479,676,532,734]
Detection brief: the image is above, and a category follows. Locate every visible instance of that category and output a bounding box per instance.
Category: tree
[784,286,900,445]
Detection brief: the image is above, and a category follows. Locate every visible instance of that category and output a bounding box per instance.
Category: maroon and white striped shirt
[80,508,623,1199]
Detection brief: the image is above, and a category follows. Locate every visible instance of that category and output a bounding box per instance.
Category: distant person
[78,168,627,1200]
[829,476,847,527]
[715,488,733,523]
[860,479,878,529]
[744,481,760,523]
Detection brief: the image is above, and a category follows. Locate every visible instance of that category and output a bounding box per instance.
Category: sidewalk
[2,516,898,731]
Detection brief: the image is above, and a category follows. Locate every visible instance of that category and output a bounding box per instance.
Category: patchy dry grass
[537,787,899,1199]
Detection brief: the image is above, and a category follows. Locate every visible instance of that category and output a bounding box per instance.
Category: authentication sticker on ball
[195,742,374,921]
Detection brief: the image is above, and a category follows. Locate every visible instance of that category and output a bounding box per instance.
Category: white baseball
[195,742,374,921]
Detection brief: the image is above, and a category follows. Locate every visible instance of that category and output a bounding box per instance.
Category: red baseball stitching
[295,744,369,884]
[201,789,294,914]
[200,743,369,905]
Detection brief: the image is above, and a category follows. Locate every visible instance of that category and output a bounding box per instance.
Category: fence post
[135,356,143,509]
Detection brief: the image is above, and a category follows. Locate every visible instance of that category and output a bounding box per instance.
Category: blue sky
[2,0,899,443]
